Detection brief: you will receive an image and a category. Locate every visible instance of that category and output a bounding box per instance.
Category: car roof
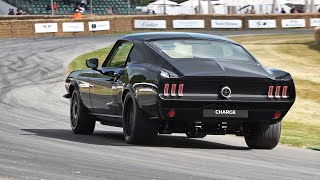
[122,32,236,44]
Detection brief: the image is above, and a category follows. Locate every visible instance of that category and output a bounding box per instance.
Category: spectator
[290,7,298,13]
[250,6,256,14]
[73,9,82,19]
[106,6,113,14]
[298,7,305,13]
[281,8,286,14]
[52,2,58,12]
[8,8,15,15]
[81,0,87,10]
[80,3,85,12]
[74,4,85,13]
[16,8,23,15]
[46,2,52,12]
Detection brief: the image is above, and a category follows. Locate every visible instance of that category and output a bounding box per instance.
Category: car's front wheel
[244,122,281,149]
[70,90,95,134]
[122,91,159,144]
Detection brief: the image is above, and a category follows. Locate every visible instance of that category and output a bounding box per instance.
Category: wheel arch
[69,80,80,95]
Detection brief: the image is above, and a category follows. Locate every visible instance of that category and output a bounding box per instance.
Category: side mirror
[86,58,98,70]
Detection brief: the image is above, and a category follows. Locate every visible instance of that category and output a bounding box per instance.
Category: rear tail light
[163,83,184,97]
[282,86,288,98]
[275,86,281,98]
[171,84,177,96]
[178,84,184,97]
[268,86,274,98]
[267,85,289,99]
[164,84,170,96]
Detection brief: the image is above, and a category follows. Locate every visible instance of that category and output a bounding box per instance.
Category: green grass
[68,46,112,73]
[281,121,320,148]
[68,34,320,149]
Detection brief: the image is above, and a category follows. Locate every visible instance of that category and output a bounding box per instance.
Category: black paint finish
[65,32,295,134]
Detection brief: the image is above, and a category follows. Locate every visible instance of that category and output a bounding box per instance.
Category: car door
[90,41,133,117]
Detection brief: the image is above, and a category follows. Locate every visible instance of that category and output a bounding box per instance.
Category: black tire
[122,91,159,144]
[70,90,95,134]
[244,122,281,149]
[186,131,207,138]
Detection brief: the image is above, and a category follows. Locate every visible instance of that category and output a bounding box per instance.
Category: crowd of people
[8,8,28,15]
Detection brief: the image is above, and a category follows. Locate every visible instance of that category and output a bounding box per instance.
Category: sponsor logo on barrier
[311,18,320,27]
[211,20,242,28]
[34,23,58,33]
[173,20,205,29]
[248,20,276,28]
[134,20,166,29]
[282,19,306,28]
[89,21,110,31]
[62,22,84,32]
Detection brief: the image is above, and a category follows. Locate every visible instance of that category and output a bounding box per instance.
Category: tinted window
[107,42,133,68]
[149,39,254,62]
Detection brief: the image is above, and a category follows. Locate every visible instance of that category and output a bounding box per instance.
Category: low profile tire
[122,91,159,144]
[244,122,281,149]
[186,131,207,138]
[70,90,95,134]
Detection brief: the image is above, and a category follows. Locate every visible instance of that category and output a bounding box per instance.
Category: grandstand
[3,0,137,15]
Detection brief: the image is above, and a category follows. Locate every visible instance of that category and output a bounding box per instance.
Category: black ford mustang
[64,32,295,149]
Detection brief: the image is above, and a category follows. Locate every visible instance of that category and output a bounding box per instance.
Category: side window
[107,42,133,68]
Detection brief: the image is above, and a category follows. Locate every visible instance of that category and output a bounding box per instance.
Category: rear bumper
[158,100,294,123]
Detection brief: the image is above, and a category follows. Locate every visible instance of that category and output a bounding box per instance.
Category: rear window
[148,39,254,62]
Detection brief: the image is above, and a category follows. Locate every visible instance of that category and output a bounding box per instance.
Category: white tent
[179,0,226,14]
[149,0,178,6]
[147,0,180,14]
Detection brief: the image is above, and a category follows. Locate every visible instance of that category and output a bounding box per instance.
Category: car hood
[169,59,271,78]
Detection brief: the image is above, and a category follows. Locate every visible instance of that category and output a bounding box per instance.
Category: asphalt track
[0,30,319,180]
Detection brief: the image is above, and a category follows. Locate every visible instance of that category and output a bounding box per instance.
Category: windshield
[148,39,255,62]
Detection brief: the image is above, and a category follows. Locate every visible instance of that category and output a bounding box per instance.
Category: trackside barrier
[0,14,319,38]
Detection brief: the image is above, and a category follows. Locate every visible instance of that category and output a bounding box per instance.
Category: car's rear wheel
[244,122,281,149]
[122,91,159,144]
[70,90,95,134]
[186,131,207,138]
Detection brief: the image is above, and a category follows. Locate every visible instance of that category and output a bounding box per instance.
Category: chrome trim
[89,113,122,118]
[148,117,159,120]
[133,83,158,89]
[159,93,268,100]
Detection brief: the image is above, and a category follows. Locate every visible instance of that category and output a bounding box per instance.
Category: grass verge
[68,33,320,149]
[68,46,112,73]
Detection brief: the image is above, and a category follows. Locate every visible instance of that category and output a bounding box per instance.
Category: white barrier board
[134,20,166,29]
[62,22,84,32]
[88,21,110,31]
[282,19,306,28]
[211,20,242,28]
[173,20,205,29]
[34,23,58,33]
[310,18,320,27]
[248,20,276,28]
